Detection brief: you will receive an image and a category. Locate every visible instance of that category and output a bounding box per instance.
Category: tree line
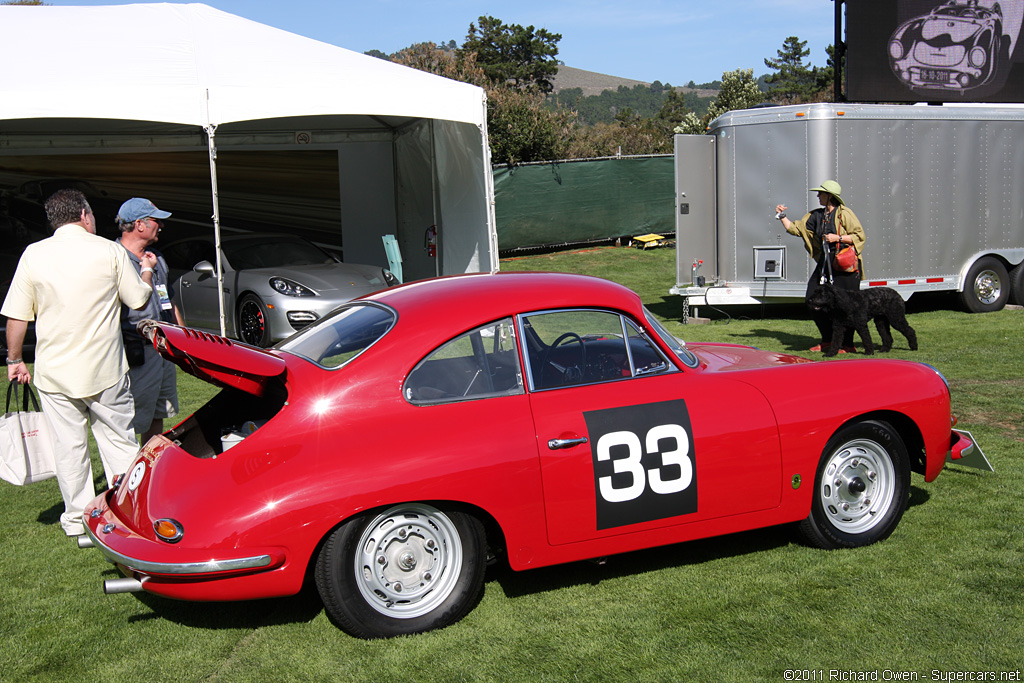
[371,17,841,165]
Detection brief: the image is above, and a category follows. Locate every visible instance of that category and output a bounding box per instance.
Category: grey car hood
[242,262,389,296]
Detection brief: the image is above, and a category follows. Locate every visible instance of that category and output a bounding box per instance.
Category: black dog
[807,284,918,356]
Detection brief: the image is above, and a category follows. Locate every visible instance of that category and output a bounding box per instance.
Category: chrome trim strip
[84,524,272,575]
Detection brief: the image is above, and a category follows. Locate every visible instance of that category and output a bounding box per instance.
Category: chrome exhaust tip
[76,535,95,549]
[104,577,144,594]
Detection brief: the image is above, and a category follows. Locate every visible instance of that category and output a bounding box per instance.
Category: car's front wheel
[237,294,271,347]
[315,503,486,638]
[799,420,910,549]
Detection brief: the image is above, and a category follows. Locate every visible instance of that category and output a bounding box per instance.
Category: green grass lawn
[2,246,1021,683]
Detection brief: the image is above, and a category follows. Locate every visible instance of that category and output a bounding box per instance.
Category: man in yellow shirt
[3,189,156,537]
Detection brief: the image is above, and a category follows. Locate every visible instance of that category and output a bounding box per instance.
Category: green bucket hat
[809,180,844,205]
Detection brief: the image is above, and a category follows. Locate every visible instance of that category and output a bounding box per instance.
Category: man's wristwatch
[6,358,24,365]
[775,212,786,220]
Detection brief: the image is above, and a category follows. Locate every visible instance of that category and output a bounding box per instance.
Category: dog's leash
[821,236,835,285]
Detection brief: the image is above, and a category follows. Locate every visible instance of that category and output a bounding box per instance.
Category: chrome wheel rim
[973,269,1001,305]
[355,504,463,619]
[819,439,896,534]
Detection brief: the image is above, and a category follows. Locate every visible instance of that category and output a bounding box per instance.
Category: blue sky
[47,0,838,85]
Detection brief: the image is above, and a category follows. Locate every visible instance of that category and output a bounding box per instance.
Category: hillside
[551,65,719,98]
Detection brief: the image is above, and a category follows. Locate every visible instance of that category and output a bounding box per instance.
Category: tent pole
[205,121,227,337]
[479,91,498,274]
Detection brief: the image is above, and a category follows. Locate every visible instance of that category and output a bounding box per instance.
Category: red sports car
[80,272,982,638]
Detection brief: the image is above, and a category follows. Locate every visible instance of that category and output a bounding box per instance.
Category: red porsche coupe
[80,272,981,638]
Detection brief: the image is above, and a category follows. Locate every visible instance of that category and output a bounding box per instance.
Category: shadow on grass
[110,575,324,628]
[723,327,818,353]
[37,501,62,526]
[491,524,796,599]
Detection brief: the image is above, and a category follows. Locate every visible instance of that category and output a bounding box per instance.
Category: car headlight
[969,46,986,68]
[270,277,316,297]
[382,269,399,287]
[889,40,904,60]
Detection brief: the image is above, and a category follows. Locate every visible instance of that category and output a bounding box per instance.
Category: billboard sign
[847,0,1024,102]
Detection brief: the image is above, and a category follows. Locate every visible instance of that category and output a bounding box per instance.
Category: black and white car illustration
[889,0,1022,93]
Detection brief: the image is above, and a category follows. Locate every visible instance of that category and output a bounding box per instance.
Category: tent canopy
[1,2,497,306]
[0,3,485,131]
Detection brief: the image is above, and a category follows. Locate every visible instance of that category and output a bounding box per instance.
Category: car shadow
[112,573,324,628]
[491,524,795,599]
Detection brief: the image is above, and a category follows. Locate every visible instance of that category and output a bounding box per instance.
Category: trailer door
[674,134,717,289]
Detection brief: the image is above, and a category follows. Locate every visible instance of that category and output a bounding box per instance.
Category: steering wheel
[539,332,588,386]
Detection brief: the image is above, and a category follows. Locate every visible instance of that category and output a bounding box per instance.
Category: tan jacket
[786,205,866,278]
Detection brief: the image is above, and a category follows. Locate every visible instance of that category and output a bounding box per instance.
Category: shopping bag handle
[5,381,40,413]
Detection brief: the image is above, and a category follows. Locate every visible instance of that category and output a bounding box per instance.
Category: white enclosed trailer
[672,103,1024,319]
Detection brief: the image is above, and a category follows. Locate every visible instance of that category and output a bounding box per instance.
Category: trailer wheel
[960,257,1009,313]
[1009,263,1024,306]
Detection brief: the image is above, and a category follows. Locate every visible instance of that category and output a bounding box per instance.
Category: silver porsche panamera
[163,233,398,347]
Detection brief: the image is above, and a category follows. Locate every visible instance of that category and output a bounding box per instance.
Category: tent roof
[0,3,485,130]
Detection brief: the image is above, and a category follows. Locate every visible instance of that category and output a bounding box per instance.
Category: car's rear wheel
[799,420,910,549]
[315,503,486,638]
[237,294,271,347]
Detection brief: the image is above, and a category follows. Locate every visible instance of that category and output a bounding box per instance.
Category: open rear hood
[139,321,287,397]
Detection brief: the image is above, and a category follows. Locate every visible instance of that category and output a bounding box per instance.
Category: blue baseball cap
[118,197,171,222]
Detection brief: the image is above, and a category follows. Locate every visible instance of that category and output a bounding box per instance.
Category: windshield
[278,302,396,368]
[224,236,335,270]
[643,308,700,368]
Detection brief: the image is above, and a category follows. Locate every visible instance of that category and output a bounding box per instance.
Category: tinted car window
[162,240,216,272]
[279,302,395,368]
[405,318,523,404]
[224,237,334,269]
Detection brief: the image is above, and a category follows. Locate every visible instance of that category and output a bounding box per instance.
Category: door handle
[181,280,191,288]
[547,437,588,450]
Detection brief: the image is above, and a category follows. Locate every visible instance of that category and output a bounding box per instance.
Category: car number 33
[585,400,698,530]
[596,424,693,503]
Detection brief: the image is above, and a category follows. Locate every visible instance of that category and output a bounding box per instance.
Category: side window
[522,309,673,390]
[404,319,523,405]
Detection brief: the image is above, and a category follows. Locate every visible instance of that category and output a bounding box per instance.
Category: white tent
[0,3,497,334]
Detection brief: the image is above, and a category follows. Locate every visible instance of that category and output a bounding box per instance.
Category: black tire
[237,294,271,347]
[315,503,486,639]
[1009,262,1024,306]
[960,256,1009,313]
[799,420,911,550]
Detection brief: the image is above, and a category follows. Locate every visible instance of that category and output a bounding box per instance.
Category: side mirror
[193,260,215,275]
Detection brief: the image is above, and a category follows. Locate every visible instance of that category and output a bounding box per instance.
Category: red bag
[831,212,859,274]
[833,245,858,273]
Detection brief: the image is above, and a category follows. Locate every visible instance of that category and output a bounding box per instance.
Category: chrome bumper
[82,524,273,575]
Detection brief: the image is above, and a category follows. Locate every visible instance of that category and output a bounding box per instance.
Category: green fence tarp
[493,156,674,252]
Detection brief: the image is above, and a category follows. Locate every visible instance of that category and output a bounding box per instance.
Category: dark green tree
[814,44,844,99]
[458,16,562,93]
[391,41,571,165]
[656,89,691,131]
[764,36,816,103]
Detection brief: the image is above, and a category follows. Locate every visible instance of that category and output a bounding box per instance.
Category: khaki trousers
[37,374,139,536]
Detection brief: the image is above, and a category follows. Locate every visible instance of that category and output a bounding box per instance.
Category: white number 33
[596,424,692,503]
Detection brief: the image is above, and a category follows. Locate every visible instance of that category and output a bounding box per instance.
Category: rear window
[278,302,395,368]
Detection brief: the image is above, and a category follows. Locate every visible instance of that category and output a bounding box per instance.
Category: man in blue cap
[115,198,183,444]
